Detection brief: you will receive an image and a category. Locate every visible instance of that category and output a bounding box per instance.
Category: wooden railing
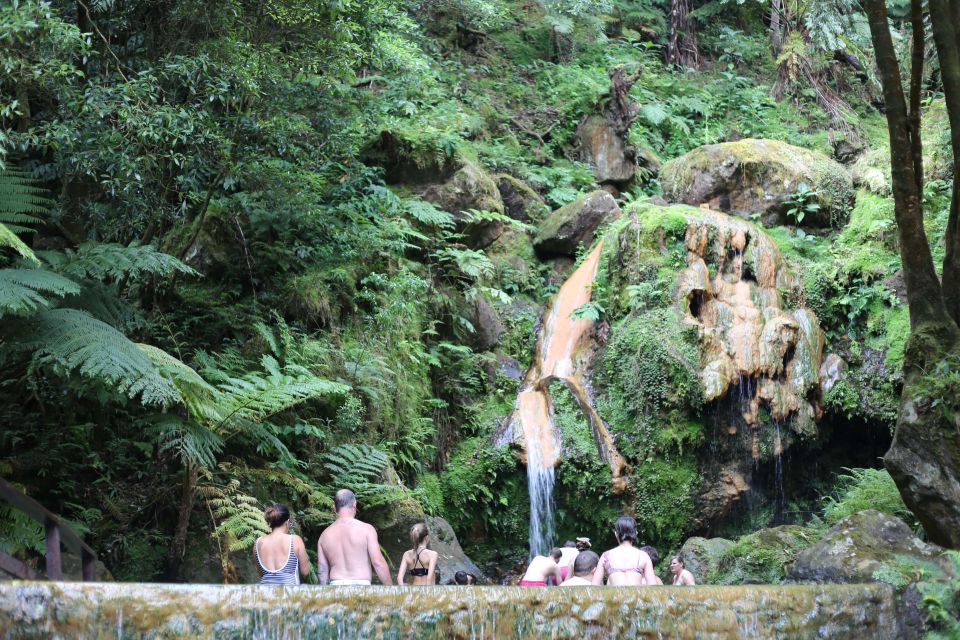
[0,478,97,581]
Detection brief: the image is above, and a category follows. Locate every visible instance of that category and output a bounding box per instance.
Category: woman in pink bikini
[592,516,656,586]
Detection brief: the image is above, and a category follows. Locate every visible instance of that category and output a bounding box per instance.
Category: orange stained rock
[518,389,558,468]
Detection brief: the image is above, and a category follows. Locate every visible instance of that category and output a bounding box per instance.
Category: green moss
[414,473,444,516]
[835,191,900,277]
[632,458,702,550]
[884,306,910,369]
[709,525,818,585]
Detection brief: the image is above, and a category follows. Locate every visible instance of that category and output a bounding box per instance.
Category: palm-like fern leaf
[0,224,37,264]
[0,167,48,265]
[197,479,270,552]
[138,344,218,423]
[323,444,405,507]
[145,415,224,469]
[47,242,198,282]
[0,268,80,316]
[17,308,180,405]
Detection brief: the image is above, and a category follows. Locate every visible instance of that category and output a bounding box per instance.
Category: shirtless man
[518,548,562,586]
[560,551,600,586]
[317,489,393,585]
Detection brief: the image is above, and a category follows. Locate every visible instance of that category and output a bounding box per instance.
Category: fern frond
[198,479,270,552]
[0,268,81,316]
[405,199,455,229]
[138,344,218,422]
[0,167,51,223]
[323,444,405,507]
[145,415,224,469]
[55,243,198,283]
[0,223,38,264]
[216,369,348,430]
[17,308,180,405]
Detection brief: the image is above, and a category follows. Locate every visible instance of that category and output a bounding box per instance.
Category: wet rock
[832,137,864,164]
[883,271,908,304]
[819,354,847,392]
[678,536,734,584]
[710,525,817,585]
[496,354,523,380]
[790,510,952,584]
[660,139,853,227]
[695,466,750,529]
[533,191,620,257]
[850,149,891,195]
[422,159,505,249]
[576,116,660,187]
[497,174,549,223]
[471,296,503,351]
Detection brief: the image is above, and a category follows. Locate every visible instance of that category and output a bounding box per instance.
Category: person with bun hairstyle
[254,504,310,585]
[592,516,656,586]
[397,522,438,585]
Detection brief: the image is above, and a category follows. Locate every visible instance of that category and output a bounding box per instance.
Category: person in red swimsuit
[518,548,562,586]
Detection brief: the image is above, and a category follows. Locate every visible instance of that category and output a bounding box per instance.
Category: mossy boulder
[379,512,482,584]
[422,159,505,249]
[677,536,734,585]
[710,525,819,585]
[496,174,549,223]
[533,190,620,257]
[660,139,853,227]
[790,510,952,584]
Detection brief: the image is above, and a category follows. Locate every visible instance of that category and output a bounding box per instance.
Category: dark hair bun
[264,504,290,529]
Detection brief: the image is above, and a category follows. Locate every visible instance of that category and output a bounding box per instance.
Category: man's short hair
[573,550,600,575]
[334,488,356,511]
[549,547,562,560]
[641,545,660,565]
[563,540,576,548]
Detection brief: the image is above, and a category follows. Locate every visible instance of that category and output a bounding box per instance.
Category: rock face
[790,510,951,584]
[470,296,503,352]
[533,190,620,257]
[497,174,549,223]
[422,159,505,249]
[674,207,825,435]
[660,139,853,227]
[678,536,734,584]
[577,116,636,185]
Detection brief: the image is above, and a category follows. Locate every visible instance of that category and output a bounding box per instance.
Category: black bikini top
[411,548,429,577]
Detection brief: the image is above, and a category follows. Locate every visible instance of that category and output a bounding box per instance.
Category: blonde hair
[409,522,429,547]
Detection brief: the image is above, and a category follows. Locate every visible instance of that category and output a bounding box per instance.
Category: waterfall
[499,242,626,558]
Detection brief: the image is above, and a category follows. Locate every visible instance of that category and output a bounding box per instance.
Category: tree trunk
[866,0,960,548]
[770,0,783,56]
[908,0,924,198]
[928,0,960,323]
[667,0,699,68]
[165,462,198,581]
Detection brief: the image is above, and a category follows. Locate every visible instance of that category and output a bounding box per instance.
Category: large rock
[709,525,817,585]
[660,139,853,227]
[496,174,549,223]
[677,536,734,584]
[790,510,952,584]
[471,296,503,352]
[533,190,620,257]
[577,115,643,185]
[379,512,482,584]
[422,160,505,249]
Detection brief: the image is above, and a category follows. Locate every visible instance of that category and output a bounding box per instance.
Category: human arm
[294,536,310,577]
[367,526,393,585]
[641,552,656,586]
[317,538,330,585]
[547,562,562,586]
[396,552,409,585]
[427,552,438,585]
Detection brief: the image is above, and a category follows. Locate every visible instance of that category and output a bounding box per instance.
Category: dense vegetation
[0,0,956,604]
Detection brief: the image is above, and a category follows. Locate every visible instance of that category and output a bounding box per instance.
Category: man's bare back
[317,489,392,585]
[519,551,562,585]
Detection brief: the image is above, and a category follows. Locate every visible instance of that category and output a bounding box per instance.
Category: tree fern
[405,199,455,229]
[15,308,180,405]
[0,268,80,316]
[145,415,224,469]
[0,167,48,265]
[138,343,218,423]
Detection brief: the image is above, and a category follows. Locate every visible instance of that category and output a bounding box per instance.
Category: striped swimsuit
[256,535,300,585]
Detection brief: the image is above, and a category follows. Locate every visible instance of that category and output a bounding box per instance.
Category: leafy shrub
[822,468,918,531]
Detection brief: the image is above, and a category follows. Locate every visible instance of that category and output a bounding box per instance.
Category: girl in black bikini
[397,522,438,585]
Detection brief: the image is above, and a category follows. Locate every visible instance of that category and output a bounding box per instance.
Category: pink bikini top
[601,550,644,574]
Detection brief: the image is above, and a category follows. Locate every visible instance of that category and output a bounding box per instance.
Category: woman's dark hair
[410,522,429,547]
[641,545,659,565]
[264,504,290,529]
[614,516,638,543]
[454,571,469,585]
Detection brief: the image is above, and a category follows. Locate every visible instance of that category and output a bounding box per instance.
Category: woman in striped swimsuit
[254,504,310,585]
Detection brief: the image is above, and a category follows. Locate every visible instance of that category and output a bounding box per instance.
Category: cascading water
[498,242,627,558]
